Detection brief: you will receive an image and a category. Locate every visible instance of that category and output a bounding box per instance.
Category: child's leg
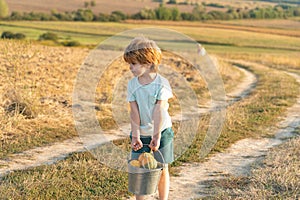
[158,166,170,200]
[155,128,174,200]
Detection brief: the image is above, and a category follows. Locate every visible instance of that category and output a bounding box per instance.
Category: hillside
[6,0,192,14]
[6,0,276,14]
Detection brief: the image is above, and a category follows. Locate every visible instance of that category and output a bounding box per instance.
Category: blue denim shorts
[130,127,174,164]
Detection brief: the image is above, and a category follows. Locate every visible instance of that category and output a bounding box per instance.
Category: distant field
[1,20,300,53]
[5,0,196,14]
[6,0,276,14]
[7,0,158,14]
[218,18,300,30]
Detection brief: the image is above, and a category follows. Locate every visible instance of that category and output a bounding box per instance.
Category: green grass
[0,22,108,46]
[1,20,300,51]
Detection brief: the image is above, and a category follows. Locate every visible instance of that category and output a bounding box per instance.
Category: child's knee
[162,163,168,169]
[161,164,169,174]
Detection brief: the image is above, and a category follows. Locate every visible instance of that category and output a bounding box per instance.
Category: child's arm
[149,100,167,151]
[130,101,143,151]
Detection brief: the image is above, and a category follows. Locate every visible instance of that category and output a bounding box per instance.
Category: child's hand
[149,135,161,151]
[131,137,143,151]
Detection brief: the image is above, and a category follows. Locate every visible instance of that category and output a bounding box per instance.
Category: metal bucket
[128,161,163,195]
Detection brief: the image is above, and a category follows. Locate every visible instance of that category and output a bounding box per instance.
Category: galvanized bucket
[128,150,164,195]
[128,162,163,195]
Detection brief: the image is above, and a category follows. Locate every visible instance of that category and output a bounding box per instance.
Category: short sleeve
[157,79,173,101]
[127,80,136,102]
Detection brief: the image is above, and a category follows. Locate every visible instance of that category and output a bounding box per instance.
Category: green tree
[74,9,94,21]
[39,32,58,41]
[90,0,96,7]
[95,13,110,21]
[0,0,9,18]
[61,40,80,47]
[155,4,172,20]
[111,11,126,20]
[14,33,26,39]
[51,10,73,21]
[10,11,22,20]
[1,31,26,40]
[1,31,14,39]
[168,0,177,4]
[192,4,205,20]
[293,7,300,16]
[171,7,181,20]
[84,1,89,8]
[227,8,240,19]
[207,10,227,20]
[181,12,195,20]
[135,7,156,19]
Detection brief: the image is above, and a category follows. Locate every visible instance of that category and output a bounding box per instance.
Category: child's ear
[150,64,157,72]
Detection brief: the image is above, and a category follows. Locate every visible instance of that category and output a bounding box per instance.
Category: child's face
[129,62,151,77]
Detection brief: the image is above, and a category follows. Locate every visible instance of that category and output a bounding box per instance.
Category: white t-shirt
[127,74,173,136]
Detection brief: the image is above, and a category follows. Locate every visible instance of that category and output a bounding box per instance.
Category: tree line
[2,3,300,21]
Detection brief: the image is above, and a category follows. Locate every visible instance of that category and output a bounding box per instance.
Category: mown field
[0,19,299,199]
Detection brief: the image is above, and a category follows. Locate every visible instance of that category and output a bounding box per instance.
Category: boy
[124,36,174,200]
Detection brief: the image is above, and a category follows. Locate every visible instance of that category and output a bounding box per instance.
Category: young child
[124,36,174,200]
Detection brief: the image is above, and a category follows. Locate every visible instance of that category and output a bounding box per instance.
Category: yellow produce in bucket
[129,160,141,167]
[138,152,158,169]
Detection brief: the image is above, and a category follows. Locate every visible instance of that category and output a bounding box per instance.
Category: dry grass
[0,55,298,199]
[0,152,130,200]
[0,40,89,158]
[0,39,242,159]
[204,136,300,200]
[0,39,245,199]
[218,52,300,74]
[220,19,300,30]
[212,56,245,92]
[0,19,299,199]
[126,20,300,38]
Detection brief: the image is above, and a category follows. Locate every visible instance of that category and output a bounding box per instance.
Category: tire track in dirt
[0,133,122,177]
